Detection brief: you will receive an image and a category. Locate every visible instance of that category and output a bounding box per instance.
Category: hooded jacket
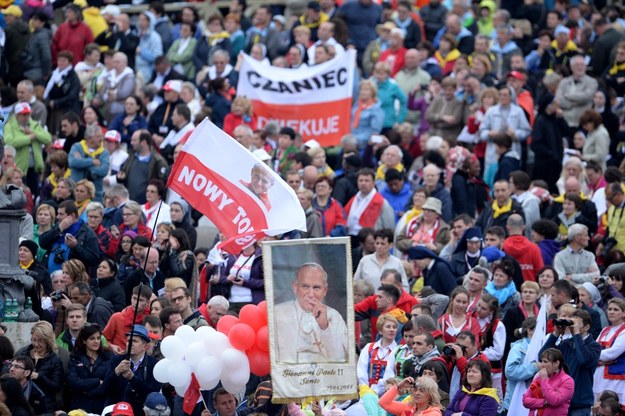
[538,239,560,266]
[477,0,495,36]
[444,386,499,415]
[503,235,544,282]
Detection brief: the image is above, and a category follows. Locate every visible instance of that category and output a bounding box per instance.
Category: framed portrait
[264,237,358,402]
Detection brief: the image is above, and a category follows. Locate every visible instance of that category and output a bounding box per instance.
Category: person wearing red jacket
[355,271,415,342]
[313,176,347,236]
[51,4,94,64]
[222,96,257,136]
[502,213,544,282]
[378,28,407,77]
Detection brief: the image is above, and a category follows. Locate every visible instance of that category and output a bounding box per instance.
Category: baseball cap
[101,4,121,17]
[304,139,320,149]
[111,402,133,416]
[124,324,151,342]
[1,5,23,18]
[554,24,569,36]
[14,102,32,115]
[52,139,66,150]
[273,15,286,25]
[104,130,121,143]
[507,70,526,81]
[162,80,182,93]
[144,393,168,411]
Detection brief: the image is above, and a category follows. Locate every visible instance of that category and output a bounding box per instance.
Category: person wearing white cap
[4,102,52,196]
[148,80,184,145]
[103,130,129,191]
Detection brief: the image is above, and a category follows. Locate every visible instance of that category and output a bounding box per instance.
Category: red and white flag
[237,50,356,147]
[167,119,306,254]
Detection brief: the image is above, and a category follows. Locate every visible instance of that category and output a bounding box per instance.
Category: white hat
[304,139,320,149]
[101,5,121,16]
[163,80,182,93]
[253,148,272,161]
[14,102,32,115]
[104,130,121,143]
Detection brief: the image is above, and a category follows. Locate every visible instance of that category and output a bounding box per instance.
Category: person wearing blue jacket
[539,308,600,416]
[500,317,539,414]
[135,11,163,82]
[351,79,384,149]
[372,61,407,131]
[68,124,110,202]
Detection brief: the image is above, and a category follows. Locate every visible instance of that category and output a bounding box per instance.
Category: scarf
[461,386,500,403]
[48,169,72,193]
[121,305,150,327]
[106,66,134,90]
[491,199,512,219]
[208,63,233,80]
[44,65,73,100]
[20,259,34,270]
[528,377,545,416]
[486,280,517,306]
[434,48,461,67]
[208,31,230,46]
[609,61,625,76]
[76,199,92,217]
[404,208,423,224]
[352,99,375,129]
[79,139,105,158]
[519,301,539,319]
[411,348,440,374]
[375,163,404,181]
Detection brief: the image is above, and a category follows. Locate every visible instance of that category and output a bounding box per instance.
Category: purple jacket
[444,389,499,416]
[219,246,265,304]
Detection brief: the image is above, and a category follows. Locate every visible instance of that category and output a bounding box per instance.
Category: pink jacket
[522,370,575,416]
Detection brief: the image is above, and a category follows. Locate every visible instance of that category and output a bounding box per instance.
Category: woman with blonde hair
[34,204,56,261]
[308,147,335,179]
[357,313,399,395]
[556,155,589,196]
[223,95,256,136]
[470,54,496,87]
[16,321,64,412]
[351,79,384,149]
[74,179,95,220]
[380,376,442,415]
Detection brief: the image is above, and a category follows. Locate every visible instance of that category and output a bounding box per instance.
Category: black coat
[39,221,101,269]
[87,296,114,328]
[147,99,183,136]
[16,346,64,412]
[24,380,48,416]
[104,354,161,416]
[94,277,126,312]
[67,351,111,413]
[160,249,195,285]
[24,260,51,319]
[124,269,165,304]
[547,198,599,234]
[332,170,358,207]
[423,258,457,296]
[45,69,81,114]
[476,199,525,237]
[450,171,477,217]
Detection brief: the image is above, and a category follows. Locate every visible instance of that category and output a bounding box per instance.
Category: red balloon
[247,348,270,376]
[257,301,268,326]
[228,323,256,350]
[255,326,269,352]
[216,315,240,335]
[239,304,264,331]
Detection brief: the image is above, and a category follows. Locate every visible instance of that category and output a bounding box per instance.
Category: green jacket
[3,115,51,173]
[56,328,109,352]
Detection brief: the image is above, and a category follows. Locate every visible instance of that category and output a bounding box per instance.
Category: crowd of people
[1,0,625,414]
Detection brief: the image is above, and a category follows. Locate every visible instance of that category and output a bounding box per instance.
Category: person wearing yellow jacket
[3,103,52,195]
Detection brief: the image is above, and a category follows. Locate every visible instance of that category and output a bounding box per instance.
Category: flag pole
[125,199,164,360]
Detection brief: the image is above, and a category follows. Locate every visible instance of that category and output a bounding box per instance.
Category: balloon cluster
[152,302,270,397]
[216,302,270,377]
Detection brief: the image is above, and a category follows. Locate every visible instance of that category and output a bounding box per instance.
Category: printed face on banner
[167,119,306,253]
[264,238,357,402]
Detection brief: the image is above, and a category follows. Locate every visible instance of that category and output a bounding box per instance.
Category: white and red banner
[237,50,356,147]
[167,119,306,254]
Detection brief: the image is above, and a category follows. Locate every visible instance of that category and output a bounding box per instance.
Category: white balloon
[204,332,231,356]
[221,377,245,395]
[175,381,191,397]
[198,376,220,391]
[185,342,209,368]
[196,356,224,381]
[228,365,251,386]
[161,336,185,361]
[153,358,173,383]
[175,325,197,344]
[168,361,192,387]
[221,348,248,370]
[195,326,215,342]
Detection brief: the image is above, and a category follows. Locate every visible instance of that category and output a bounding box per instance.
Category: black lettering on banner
[247,68,349,94]
[248,71,261,88]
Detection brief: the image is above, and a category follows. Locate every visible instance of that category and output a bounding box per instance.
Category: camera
[552,318,574,327]
[50,290,67,302]
[53,247,66,264]
[442,344,466,357]
[602,237,618,257]
[597,277,606,290]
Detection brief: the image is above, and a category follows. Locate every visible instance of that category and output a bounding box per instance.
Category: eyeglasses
[172,295,188,303]
[122,212,137,217]
[9,364,25,370]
